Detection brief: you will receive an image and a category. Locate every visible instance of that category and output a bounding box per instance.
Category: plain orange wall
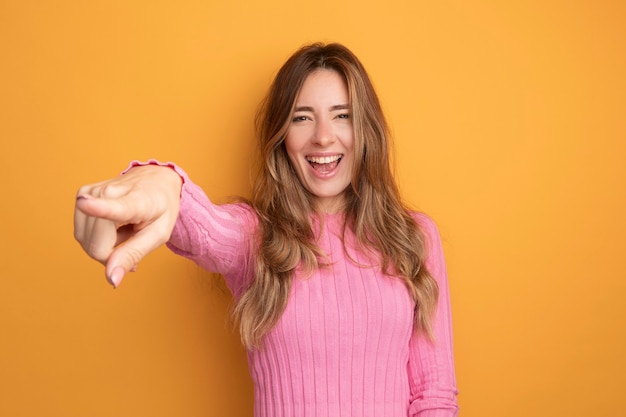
[1,1,624,416]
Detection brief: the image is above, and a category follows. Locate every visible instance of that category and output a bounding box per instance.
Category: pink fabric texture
[128,161,459,416]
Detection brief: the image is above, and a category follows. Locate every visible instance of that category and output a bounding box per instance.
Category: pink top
[141,161,459,417]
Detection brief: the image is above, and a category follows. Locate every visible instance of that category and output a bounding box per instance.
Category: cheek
[283,137,304,176]
[284,130,308,162]
[283,136,297,163]
[343,132,356,159]
[346,127,355,148]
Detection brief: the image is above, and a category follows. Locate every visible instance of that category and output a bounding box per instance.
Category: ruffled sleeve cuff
[121,159,187,196]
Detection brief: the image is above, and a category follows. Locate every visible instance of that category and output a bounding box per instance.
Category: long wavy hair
[233,42,439,348]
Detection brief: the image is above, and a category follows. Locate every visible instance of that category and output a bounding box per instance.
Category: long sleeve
[166,166,258,298]
[407,214,459,417]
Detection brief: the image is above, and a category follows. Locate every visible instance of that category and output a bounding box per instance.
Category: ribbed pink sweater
[158,163,459,417]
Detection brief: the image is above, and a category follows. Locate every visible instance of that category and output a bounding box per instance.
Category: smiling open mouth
[306,154,343,174]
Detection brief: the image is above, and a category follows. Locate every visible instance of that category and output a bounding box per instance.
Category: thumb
[104,222,170,288]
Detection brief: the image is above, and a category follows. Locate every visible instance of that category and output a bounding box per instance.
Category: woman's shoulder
[409,211,438,233]
[408,211,445,250]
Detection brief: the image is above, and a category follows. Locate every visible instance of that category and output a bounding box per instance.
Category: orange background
[1,1,624,416]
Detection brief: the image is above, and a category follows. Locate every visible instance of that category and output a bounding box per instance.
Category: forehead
[295,69,349,105]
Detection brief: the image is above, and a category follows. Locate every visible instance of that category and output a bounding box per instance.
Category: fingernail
[76,194,94,200]
[109,267,124,288]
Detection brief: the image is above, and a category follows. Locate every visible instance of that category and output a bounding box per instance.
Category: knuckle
[84,242,110,263]
[96,183,121,198]
[77,185,92,196]
[124,246,145,266]
[154,223,173,242]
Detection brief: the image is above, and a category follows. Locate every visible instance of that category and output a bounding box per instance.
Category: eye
[337,113,350,119]
[292,115,310,122]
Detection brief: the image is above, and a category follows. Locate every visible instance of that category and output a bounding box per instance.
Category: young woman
[74,42,459,416]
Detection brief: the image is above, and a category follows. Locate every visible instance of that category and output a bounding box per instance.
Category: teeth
[306,155,342,164]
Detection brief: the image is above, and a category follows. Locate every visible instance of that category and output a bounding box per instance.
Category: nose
[313,118,335,147]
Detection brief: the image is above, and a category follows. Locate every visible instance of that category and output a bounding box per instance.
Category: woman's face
[284,69,355,213]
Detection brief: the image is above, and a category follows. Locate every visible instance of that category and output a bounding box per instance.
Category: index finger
[75,193,151,226]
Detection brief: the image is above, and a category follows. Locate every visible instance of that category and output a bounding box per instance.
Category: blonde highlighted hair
[233,43,439,348]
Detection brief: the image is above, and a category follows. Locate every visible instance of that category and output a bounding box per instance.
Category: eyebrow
[294,104,350,112]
